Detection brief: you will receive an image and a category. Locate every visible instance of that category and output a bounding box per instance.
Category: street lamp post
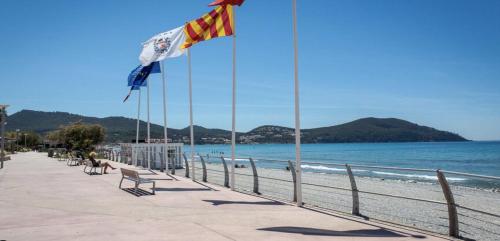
[16,129,19,152]
[0,104,9,169]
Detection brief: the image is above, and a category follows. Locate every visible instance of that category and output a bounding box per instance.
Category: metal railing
[181,153,500,240]
[97,147,499,240]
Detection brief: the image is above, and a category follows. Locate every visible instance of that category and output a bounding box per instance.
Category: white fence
[118,143,183,171]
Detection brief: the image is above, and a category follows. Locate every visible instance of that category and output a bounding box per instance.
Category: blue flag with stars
[124,62,161,102]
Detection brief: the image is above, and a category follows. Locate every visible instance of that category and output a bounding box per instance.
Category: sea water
[189,141,500,188]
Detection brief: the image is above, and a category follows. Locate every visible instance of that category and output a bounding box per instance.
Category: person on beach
[88,151,116,174]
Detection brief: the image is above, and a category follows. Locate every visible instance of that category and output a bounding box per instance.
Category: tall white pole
[160,61,169,174]
[187,49,196,180]
[230,7,237,191]
[188,49,195,181]
[147,78,151,170]
[292,0,302,207]
[0,106,6,169]
[135,89,141,166]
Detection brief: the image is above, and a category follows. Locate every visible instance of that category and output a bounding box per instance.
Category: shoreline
[201,158,500,191]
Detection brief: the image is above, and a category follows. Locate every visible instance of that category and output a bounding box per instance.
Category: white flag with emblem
[139,26,186,66]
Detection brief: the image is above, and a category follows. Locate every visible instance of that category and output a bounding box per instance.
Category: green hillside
[5,110,468,144]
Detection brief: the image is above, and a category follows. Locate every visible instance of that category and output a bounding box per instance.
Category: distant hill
[301,117,468,143]
[5,110,170,143]
[5,110,468,144]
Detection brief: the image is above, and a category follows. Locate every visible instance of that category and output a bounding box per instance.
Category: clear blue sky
[1,0,499,140]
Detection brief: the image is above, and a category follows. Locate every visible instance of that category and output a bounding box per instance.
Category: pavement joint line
[193,222,238,241]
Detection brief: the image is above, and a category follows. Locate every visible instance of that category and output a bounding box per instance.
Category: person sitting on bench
[89,152,116,174]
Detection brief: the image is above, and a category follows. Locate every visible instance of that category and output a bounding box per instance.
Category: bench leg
[135,182,139,196]
[152,182,156,195]
[119,177,124,190]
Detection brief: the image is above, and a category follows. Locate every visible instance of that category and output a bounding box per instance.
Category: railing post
[437,170,459,238]
[288,160,297,202]
[345,164,360,216]
[220,156,230,188]
[200,156,208,182]
[249,158,260,194]
[183,153,190,178]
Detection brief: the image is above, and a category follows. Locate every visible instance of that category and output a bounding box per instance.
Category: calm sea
[189,141,500,188]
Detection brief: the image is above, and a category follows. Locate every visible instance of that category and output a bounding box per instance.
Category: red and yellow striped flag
[182,5,234,49]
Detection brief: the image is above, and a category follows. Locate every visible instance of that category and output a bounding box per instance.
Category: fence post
[220,156,230,188]
[200,156,208,182]
[183,153,190,178]
[288,160,297,202]
[169,148,176,175]
[158,148,165,172]
[345,164,360,216]
[249,158,260,194]
[141,149,146,168]
[437,170,459,238]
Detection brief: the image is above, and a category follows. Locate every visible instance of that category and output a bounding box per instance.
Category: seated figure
[89,152,116,174]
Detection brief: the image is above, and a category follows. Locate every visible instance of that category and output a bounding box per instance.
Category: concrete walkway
[0,152,450,241]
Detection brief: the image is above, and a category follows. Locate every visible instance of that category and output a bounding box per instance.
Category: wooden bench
[119,168,155,195]
[83,160,103,175]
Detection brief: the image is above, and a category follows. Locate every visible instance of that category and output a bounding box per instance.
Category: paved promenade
[0,152,450,241]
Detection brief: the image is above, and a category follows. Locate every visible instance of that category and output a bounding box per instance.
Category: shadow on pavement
[257,226,426,238]
[155,188,212,192]
[121,188,155,197]
[203,200,285,206]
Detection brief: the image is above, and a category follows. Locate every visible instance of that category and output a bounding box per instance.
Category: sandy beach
[193,162,500,241]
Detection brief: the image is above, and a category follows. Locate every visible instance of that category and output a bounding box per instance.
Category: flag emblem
[153,37,172,55]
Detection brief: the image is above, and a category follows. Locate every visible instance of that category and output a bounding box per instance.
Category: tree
[6,131,41,150]
[58,123,105,152]
[18,132,41,149]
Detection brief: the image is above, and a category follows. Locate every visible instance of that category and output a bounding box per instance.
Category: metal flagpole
[230,6,237,191]
[187,49,195,181]
[292,0,302,206]
[147,78,151,170]
[135,89,141,166]
[160,61,169,174]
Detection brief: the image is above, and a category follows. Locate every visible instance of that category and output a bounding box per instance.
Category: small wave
[301,164,345,172]
[372,171,467,181]
[301,164,368,173]
[222,158,254,162]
